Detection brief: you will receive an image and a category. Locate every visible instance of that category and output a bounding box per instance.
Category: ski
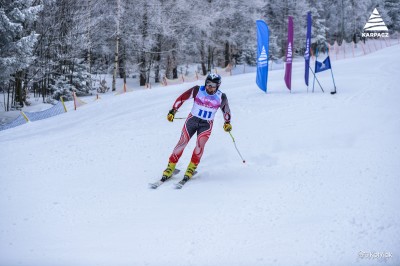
[148,180,164,189]
[175,171,197,189]
[149,169,181,189]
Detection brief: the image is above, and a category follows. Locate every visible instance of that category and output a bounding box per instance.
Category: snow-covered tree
[32,0,93,100]
[307,0,328,52]
[0,0,42,108]
[263,0,309,57]
[385,0,400,32]
[2,0,399,106]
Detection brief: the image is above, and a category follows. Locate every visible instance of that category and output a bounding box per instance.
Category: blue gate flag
[256,20,269,92]
[315,56,332,73]
[304,12,312,86]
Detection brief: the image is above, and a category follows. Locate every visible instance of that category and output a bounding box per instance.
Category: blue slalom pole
[329,67,337,94]
[312,47,318,93]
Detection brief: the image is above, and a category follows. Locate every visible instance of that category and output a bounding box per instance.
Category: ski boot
[160,162,176,182]
[177,162,197,187]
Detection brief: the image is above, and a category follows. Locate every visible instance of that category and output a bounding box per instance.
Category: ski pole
[228,131,246,164]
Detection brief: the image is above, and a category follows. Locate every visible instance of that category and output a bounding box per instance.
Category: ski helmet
[205,73,222,87]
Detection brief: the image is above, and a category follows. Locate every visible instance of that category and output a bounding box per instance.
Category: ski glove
[223,122,232,132]
[167,109,177,122]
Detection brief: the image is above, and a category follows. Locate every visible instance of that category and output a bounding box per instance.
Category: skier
[161,73,232,186]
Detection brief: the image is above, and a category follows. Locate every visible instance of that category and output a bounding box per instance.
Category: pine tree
[385,0,400,32]
[4,0,398,105]
[263,0,309,58]
[0,1,42,108]
[308,0,328,52]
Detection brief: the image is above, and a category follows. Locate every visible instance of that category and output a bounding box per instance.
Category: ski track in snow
[1,45,400,266]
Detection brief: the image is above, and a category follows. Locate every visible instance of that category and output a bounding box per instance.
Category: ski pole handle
[228,131,246,164]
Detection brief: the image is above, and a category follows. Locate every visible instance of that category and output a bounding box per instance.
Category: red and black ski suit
[168,85,231,165]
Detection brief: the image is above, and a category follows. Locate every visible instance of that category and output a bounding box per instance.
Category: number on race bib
[198,109,212,119]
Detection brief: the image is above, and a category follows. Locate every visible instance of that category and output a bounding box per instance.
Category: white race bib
[191,86,222,120]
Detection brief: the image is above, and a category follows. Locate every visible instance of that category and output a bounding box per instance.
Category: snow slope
[1,45,400,266]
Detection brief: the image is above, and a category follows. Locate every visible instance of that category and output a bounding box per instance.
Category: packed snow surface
[1,45,399,266]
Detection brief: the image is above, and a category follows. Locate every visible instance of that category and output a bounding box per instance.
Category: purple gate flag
[304,12,312,86]
[284,16,294,90]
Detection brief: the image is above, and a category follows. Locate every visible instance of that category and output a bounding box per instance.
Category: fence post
[21,111,29,122]
[60,96,68,112]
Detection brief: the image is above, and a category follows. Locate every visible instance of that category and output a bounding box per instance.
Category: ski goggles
[206,81,218,88]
